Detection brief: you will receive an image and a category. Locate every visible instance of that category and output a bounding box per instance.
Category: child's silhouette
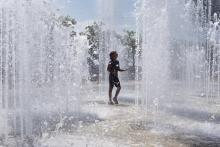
[107,51,126,105]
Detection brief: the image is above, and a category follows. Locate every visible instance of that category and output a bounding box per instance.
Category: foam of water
[136,0,220,108]
[0,0,88,143]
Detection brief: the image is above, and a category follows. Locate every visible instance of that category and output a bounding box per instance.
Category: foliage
[121,30,137,68]
[59,16,77,37]
[83,22,103,81]
[60,16,77,27]
[84,22,102,60]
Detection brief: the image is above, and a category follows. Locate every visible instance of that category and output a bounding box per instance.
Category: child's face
[113,53,118,60]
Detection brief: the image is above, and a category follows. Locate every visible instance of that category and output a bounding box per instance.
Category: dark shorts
[109,75,121,88]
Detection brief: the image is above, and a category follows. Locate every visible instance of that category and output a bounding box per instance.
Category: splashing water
[0,0,87,144]
[136,0,220,109]
[97,0,128,96]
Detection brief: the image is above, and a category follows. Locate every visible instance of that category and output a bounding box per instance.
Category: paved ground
[1,81,220,147]
[37,95,220,147]
[37,81,220,147]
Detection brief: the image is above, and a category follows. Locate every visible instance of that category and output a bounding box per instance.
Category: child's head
[109,51,118,60]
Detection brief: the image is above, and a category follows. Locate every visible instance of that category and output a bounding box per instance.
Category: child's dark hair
[109,51,117,60]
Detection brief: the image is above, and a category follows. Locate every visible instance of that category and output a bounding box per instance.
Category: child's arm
[107,62,112,72]
[118,69,127,72]
[116,61,127,72]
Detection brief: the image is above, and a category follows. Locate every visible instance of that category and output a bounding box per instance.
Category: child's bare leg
[113,86,121,104]
[109,86,113,102]
[115,86,121,98]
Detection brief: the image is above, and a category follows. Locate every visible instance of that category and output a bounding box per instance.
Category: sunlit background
[55,0,136,31]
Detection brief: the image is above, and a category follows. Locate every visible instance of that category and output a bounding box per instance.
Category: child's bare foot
[108,101,114,105]
[113,97,119,104]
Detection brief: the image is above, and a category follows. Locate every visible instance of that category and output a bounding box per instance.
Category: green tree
[121,30,137,69]
[84,22,102,81]
[59,16,77,37]
[84,22,102,59]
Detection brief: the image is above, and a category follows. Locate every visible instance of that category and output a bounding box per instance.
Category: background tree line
[60,16,139,81]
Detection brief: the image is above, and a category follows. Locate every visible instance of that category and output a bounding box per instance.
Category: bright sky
[55,0,136,32]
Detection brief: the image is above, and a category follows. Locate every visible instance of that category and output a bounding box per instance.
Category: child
[107,51,126,105]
